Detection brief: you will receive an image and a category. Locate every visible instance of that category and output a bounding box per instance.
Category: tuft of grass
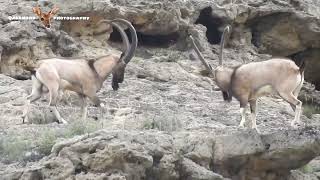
[64,120,100,138]
[299,164,314,173]
[37,130,58,155]
[303,104,320,119]
[143,119,155,130]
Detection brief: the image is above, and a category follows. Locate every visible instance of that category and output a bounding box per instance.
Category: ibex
[21,18,138,124]
[189,26,305,132]
[33,6,59,29]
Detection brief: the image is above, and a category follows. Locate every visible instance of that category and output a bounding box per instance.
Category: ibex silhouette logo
[32,6,59,29]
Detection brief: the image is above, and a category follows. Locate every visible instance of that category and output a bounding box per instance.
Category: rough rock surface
[0,0,320,180]
[1,128,320,180]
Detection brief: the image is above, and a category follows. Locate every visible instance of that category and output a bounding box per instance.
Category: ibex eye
[40,17,44,21]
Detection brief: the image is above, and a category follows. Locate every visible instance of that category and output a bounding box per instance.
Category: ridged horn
[219,25,231,66]
[110,22,130,63]
[189,35,213,73]
[110,19,138,64]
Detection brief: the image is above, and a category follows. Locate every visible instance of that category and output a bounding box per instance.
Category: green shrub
[299,164,314,173]
[37,130,58,155]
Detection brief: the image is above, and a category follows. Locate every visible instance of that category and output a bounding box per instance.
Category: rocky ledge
[1,127,320,180]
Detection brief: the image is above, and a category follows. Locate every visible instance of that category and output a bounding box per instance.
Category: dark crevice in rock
[195,6,223,45]
[11,75,30,81]
[152,154,163,167]
[109,28,179,48]
[145,154,165,179]
[75,163,88,175]
[89,148,96,154]
[288,48,320,91]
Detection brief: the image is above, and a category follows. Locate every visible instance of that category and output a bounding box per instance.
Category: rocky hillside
[0,0,320,179]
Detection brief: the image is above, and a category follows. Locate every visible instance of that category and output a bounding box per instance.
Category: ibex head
[112,61,126,90]
[189,25,232,100]
[32,6,59,28]
[102,19,137,91]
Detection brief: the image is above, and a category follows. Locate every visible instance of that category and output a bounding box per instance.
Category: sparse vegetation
[143,119,155,130]
[0,120,101,163]
[0,135,30,162]
[37,130,59,155]
[64,120,101,138]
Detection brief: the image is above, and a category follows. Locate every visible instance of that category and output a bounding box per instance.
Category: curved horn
[111,18,138,64]
[219,25,231,66]
[189,35,213,73]
[110,22,130,63]
[97,19,130,63]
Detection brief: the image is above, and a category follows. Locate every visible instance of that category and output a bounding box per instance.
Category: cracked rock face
[0,0,320,179]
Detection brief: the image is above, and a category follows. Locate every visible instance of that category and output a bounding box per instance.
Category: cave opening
[109,28,179,48]
[195,6,223,44]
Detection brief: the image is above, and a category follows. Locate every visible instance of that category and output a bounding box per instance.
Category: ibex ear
[49,7,59,16]
[32,6,42,16]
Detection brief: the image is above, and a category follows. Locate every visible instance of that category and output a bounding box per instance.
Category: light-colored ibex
[189,26,305,132]
[21,18,138,124]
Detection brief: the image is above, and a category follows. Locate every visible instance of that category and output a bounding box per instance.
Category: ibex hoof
[291,122,303,129]
[59,118,68,124]
[22,116,28,124]
[253,127,260,134]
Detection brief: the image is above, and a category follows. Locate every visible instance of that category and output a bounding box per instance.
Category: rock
[57,31,81,57]
[1,128,320,180]
[0,0,320,179]
[23,106,59,124]
[289,170,319,180]
[312,114,320,121]
[299,82,320,106]
[180,158,224,180]
[75,172,126,180]
[290,157,320,180]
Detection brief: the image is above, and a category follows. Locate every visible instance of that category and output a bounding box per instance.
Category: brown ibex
[21,18,138,124]
[189,26,305,132]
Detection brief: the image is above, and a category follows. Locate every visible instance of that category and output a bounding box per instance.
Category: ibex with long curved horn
[21,19,138,124]
[190,26,305,132]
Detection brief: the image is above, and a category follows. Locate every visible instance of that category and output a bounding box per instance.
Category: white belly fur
[255,85,275,98]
